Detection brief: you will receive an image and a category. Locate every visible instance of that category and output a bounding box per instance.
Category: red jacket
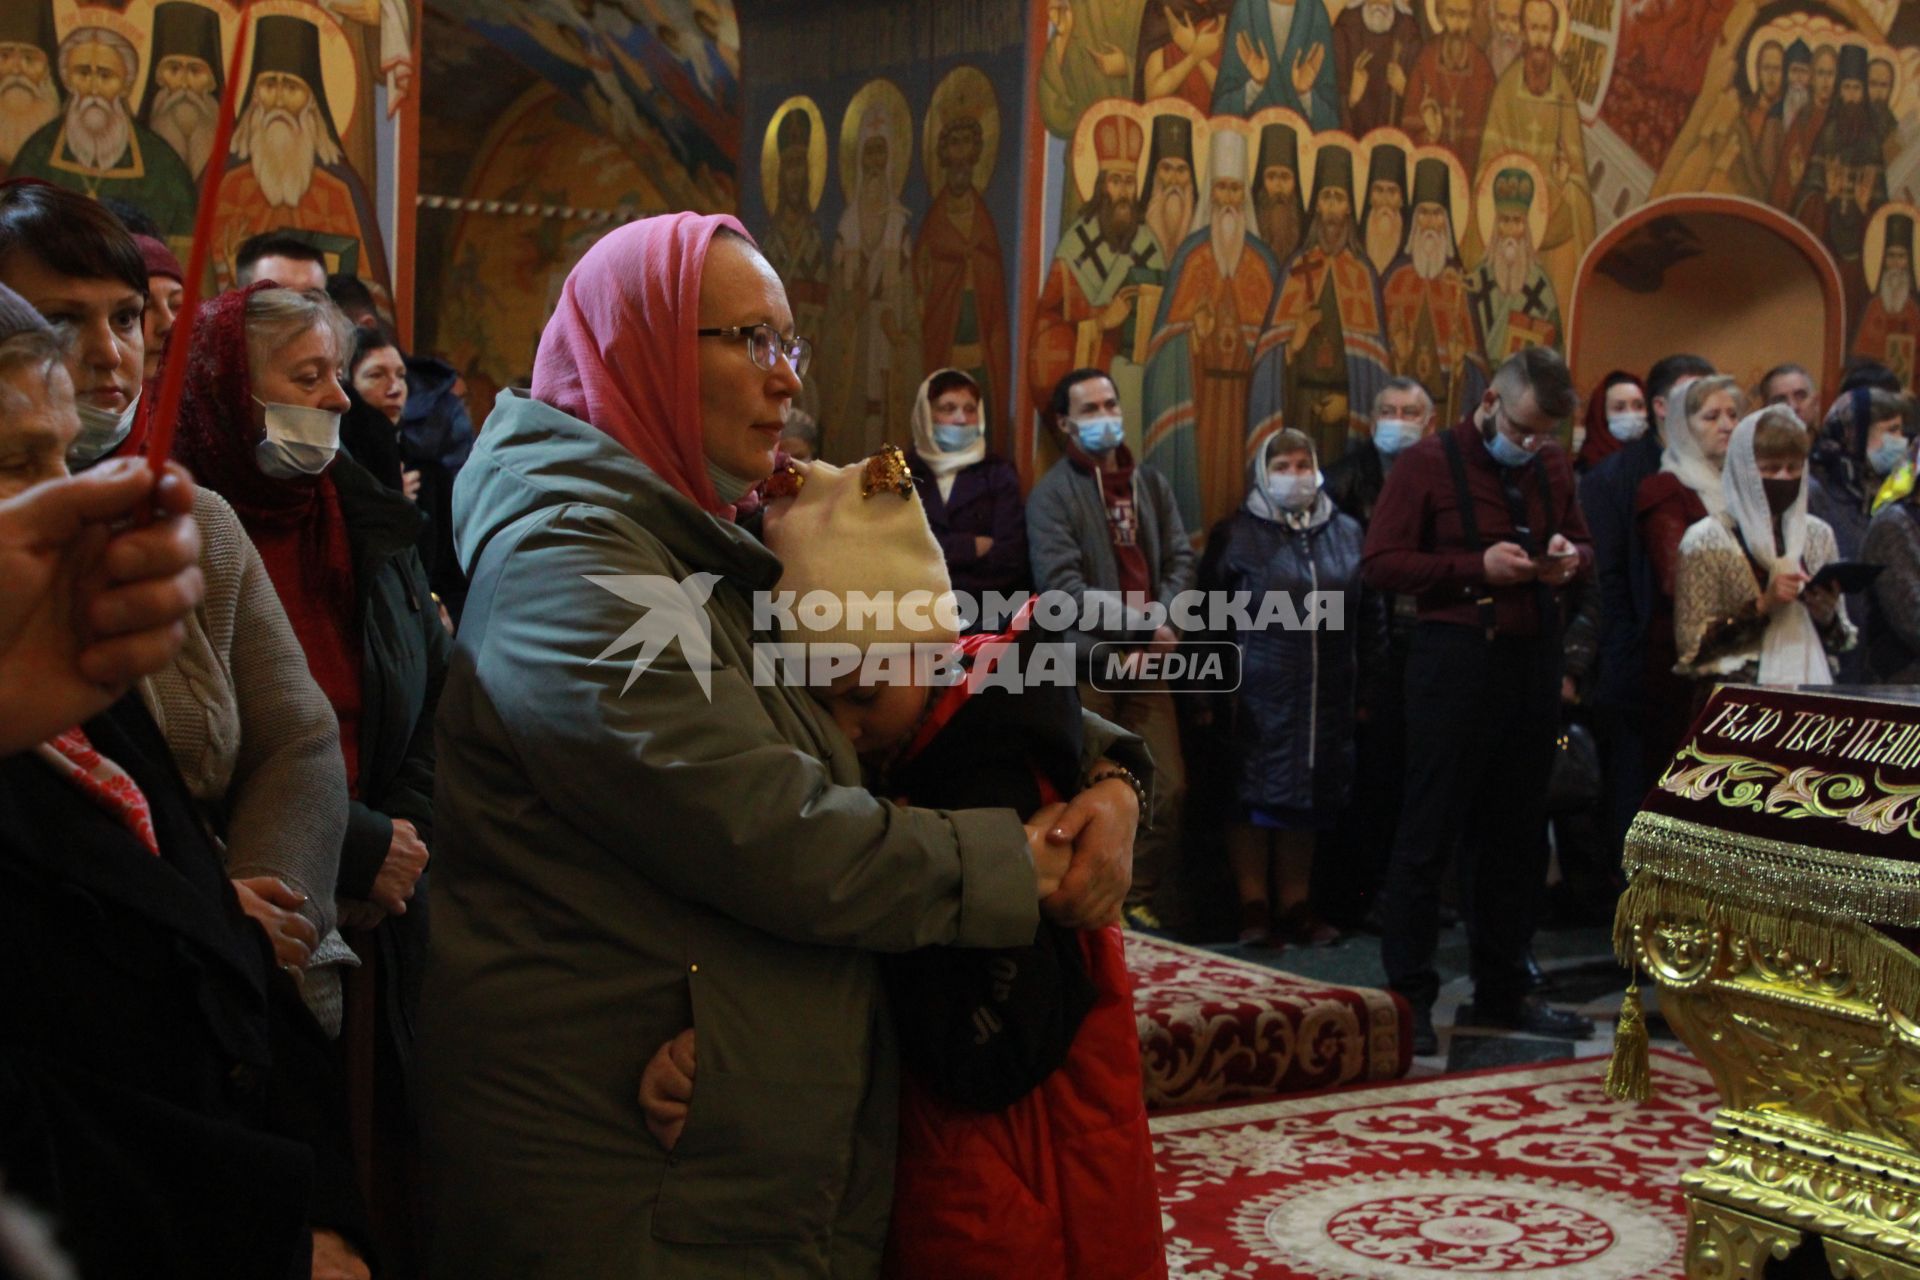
[882,924,1166,1280]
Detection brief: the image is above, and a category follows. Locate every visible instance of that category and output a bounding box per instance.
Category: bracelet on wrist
[1082,765,1148,830]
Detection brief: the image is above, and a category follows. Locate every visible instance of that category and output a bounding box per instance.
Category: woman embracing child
[638,446,1165,1279]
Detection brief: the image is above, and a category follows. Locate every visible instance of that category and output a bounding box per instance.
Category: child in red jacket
[639,449,1164,1279]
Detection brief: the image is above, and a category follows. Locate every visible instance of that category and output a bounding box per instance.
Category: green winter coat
[422,391,1111,1278]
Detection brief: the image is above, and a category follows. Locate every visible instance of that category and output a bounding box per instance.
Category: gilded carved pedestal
[1615,688,1920,1280]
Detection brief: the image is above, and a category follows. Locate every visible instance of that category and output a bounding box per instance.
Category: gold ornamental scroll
[1614,686,1920,1280]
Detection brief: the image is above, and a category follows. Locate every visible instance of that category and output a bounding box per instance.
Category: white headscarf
[1660,376,1728,520]
[909,368,988,500]
[1721,409,1830,686]
[1244,432,1331,529]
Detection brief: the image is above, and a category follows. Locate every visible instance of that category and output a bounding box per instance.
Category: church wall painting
[1019,0,1920,536]
[428,82,696,416]
[738,0,1031,464]
[444,0,741,213]
[1,0,414,323]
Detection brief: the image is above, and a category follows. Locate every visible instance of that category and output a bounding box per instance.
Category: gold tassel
[1606,974,1652,1103]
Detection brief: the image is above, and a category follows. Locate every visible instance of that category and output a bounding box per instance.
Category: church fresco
[1020,0,1920,533]
[2,0,411,315]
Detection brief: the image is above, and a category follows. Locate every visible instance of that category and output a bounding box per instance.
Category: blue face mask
[1483,410,1538,469]
[1870,433,1909,476]
[1373,418,1421,456]
[1074,415,1125,453]
[933,422,981,453]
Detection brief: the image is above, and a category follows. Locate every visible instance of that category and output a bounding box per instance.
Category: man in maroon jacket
[1362,345,1595,1055]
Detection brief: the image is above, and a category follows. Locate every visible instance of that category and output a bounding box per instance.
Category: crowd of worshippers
[0,174,1917,1280]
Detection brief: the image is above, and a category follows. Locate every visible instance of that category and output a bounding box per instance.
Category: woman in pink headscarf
[419,214,1145,1279]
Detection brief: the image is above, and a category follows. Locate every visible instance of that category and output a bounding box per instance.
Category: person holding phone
[1361,346,1595,1056]
[1675,407,1854,688]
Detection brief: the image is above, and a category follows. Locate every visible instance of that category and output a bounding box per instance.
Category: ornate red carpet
[1151,1051,1717,1278]
[1128,934,1412,1109]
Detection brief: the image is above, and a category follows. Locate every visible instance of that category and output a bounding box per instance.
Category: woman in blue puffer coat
[1198,428,1387,948]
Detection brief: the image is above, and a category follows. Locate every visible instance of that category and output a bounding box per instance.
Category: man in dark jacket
[1029,367,1196,928]
[1577,353,1714,857]
[1324,376,1433,921]
[1326,376,1435,526]
[1362,345,1595,1054]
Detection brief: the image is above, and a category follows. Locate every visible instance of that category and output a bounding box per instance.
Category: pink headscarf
[532,211,753,518]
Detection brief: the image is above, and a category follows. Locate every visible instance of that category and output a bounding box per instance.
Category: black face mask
[1762,476,1802,515]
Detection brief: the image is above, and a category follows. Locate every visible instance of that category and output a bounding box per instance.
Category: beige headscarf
[908,368,988,500]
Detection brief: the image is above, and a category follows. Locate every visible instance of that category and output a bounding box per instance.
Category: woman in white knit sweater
[0,182,356,1034]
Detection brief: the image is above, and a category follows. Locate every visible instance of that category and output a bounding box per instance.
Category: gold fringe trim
[1613,873,1920,1019]
[1606,976,1652,1103]
[1622,812,1920,928]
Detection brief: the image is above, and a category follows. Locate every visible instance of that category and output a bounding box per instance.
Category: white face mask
[1265,469,1321,511]
[69,392,139,468]
[253,397,341,479]
[1607,412,1649,442]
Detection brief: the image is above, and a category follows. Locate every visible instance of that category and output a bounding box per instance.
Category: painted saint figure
[1252,119,1307,264]
[1211,0,1339,128]
[1248,140,1393,461]
[915,76,1010,424]
[1400,0,1494,171]
[1795,45,1886,320]
[0,4,60,172]
[1855,212,1920,393]
[1134,0,1233,112]
[1142,110,1200,265]
[1361,141,1408,277]
[1143,127,1284,531]
[1772,43,1837,209]
[209,13,390,292]
[11,24,196,236]
[1478,0,1591,315]
[761,106,828,413]
[1334,0,1423,136]
[820,98,921,459]
[1382,155,1486,422]
[1466,164,1560,363]
[1028,113,1165,413]
[138,1,224,179]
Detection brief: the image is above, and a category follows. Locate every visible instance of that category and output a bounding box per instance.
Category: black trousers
[1378,623,1563,1010]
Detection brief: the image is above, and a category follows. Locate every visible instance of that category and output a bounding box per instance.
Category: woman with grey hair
[172,282,448,1272]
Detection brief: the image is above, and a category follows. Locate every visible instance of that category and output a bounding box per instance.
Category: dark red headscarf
[1579,369,1645,470]
[531,210,757,519]
[171,282,364,786]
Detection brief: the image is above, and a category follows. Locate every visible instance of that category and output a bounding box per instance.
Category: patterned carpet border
[1152,1050,1717,1279]
[1128,933,1412,1110]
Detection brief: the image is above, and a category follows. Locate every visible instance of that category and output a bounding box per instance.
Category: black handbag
[1547,720,1601,814]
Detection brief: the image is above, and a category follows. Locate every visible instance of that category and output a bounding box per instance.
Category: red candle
[144,3,253,472]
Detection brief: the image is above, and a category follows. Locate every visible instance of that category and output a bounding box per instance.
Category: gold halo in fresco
[237,0,359,140]
[54,0,154,73]
[1071,97,1145,205]
[760,94,827,216]
[1475,149,1550,250]
[1866,201,1920,294]
[923,66,999,195]
[838,77,912,205]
